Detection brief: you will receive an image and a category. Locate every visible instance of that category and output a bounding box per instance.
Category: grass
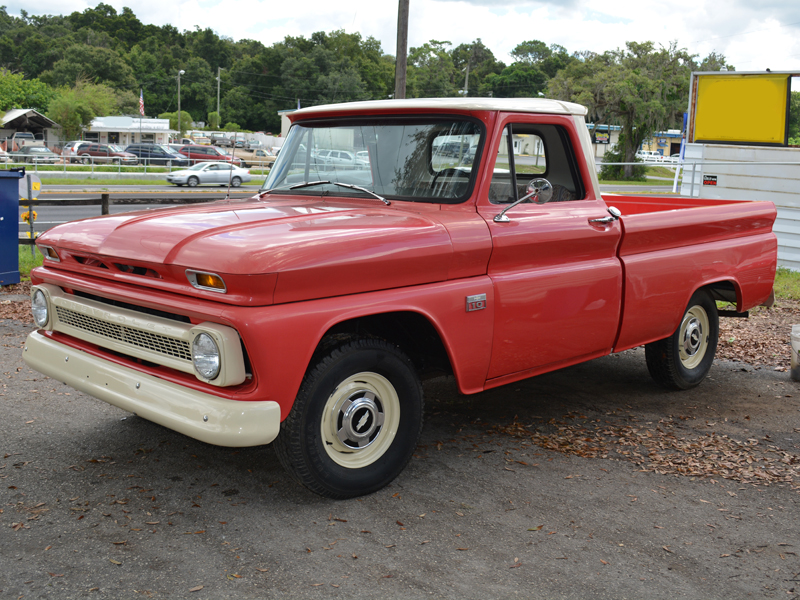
[774,267,800,301]
[18,245,44,280]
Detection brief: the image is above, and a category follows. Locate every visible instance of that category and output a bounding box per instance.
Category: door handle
[589,206,622,224]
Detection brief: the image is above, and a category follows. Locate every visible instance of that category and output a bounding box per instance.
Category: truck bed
[603,194,777,352]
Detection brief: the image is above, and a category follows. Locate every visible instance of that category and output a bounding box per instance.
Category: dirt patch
[717,299,800,370]
[0,281,31,324]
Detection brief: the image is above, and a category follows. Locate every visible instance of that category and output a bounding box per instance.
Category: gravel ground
[1,299,800,599]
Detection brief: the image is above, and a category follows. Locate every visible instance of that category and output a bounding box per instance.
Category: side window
[489,123,584,204]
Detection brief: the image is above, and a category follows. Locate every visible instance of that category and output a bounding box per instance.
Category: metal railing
[16,193,225,245]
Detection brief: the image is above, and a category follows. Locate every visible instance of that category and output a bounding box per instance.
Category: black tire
[645,289,719,390]
[230,176,242,187]
[82,156,91,165]
[274,338,424,499]
[187,176,199,187]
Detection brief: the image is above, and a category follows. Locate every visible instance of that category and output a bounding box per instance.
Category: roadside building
[0,109,58,150]
[83,116,176,146]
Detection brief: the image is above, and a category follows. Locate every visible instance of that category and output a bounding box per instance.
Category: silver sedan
[166,162,252,187]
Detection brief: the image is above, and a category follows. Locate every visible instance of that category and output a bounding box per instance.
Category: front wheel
[187,176,199,187]
[645,289,719,390]
[274,338,423,499]
[230,176,241,187]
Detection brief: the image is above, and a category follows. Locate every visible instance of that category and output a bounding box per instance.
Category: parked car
[635,150,664,162]
[192,136,211,145]
[663,153,682,164]
[166,161,252,187]
[9,146,58,164]
[234,138,247,148]
[62,141,91,163]
[245,139,263,151]
[210,134,233,147]
[77,143,139,165]
[239,148,276,168]
[314,148,358,167]
[124,143,191,166]
[0,147,11,163]
[177,144,243,166]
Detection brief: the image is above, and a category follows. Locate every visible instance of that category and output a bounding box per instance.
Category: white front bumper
[23,331,281,447]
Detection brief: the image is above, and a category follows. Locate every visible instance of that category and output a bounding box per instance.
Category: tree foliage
[46,79,117,140]
[548,41,728,178]
[0,71,55,111]
[0,3,742,152]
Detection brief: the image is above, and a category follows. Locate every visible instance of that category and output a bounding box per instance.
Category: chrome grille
[55,305,192,362]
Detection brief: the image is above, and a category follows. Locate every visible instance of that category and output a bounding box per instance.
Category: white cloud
[6,0,800,70]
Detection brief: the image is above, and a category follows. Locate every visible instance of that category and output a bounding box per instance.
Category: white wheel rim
[321,372,400,469]
[679,305,709,369]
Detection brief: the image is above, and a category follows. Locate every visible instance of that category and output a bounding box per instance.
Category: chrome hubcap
[682,318,702,357]
[336,392,384,449]
[678,305,709,369]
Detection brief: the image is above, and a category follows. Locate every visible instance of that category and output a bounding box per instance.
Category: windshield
[108,144,124,152]
[262,117,483,203]
[159,145,180,154]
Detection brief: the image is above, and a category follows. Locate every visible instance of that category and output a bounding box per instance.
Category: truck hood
[39,196,459,304]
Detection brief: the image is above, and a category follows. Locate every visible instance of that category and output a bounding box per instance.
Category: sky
[10,0,800,72]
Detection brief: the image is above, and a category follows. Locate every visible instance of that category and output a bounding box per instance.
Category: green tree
[789,91,800,145]
[223,122,240,131]
[451,39,504,96]
[407,40,458,97]
[0,71,56,111]
[159,110,194,136]
[46,80,116,140]
[207,111,220,129]
[548,42,699,178]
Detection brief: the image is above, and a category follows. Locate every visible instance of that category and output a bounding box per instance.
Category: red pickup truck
[23,98,777,499]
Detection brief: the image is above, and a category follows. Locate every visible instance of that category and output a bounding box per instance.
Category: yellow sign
[693,73,789,145]
[18,174,42,200]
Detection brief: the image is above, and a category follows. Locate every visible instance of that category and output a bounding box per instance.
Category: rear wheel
[82,156,91,165]
[645,289,719,390]
[274,338,423,499]
[187,176,199,187]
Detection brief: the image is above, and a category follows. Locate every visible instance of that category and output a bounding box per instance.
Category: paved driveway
[1,319,799,599]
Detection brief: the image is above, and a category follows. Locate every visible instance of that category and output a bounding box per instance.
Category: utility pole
[177,69,185,137]
[216,67,223,123]
[394,0,409,99]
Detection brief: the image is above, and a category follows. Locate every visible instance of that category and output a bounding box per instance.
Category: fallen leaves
[717,301,800,369]
[493,413,800,491]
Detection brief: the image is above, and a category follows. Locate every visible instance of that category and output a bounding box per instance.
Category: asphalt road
[1,317,799,599]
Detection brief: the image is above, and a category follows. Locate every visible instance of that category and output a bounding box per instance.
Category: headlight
[192,333,221,380]
[31,289,49,328]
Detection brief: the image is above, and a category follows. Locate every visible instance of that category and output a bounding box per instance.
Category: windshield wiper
[264,180,390,205]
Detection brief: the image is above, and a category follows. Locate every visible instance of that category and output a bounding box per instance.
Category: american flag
[139,89,145,117]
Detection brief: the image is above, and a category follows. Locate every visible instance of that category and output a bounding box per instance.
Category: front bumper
[23,331,281,447]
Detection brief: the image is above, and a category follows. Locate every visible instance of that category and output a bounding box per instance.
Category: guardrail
[599,159,800,195]
[16,193,224,245]
[2,155,273,173]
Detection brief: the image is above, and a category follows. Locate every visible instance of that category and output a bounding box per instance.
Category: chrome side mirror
[494,178,553,223]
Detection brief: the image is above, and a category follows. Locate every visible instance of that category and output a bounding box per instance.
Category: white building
[84,116,177,146]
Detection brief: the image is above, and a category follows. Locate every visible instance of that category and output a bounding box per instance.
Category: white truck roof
[292,98,588,120]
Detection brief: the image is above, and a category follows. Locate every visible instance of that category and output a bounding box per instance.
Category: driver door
[476,115,623,382]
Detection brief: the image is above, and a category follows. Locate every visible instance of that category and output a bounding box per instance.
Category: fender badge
[466,293,487,312]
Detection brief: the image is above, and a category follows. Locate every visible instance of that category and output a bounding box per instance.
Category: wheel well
[705,280,739,307]
[313,312,452,380]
